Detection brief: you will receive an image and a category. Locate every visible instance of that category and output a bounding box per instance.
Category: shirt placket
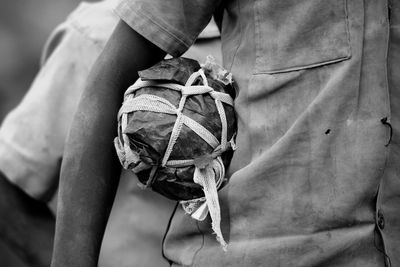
[374,0,393,266]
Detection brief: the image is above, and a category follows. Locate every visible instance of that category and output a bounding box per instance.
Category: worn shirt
[115,0,400,266]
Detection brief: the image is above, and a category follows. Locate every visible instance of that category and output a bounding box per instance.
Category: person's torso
[164,1,400,266]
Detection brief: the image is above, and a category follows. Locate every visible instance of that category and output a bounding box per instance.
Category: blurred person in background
[0,0,92,121]
[0,0,221,266]
[0,1,90,266]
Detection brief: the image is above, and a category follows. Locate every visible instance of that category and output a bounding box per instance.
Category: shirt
[115,0,400,266]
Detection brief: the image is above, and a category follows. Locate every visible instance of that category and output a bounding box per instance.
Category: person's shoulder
[66,0,120,47]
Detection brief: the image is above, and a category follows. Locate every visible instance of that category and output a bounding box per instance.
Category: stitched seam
[253,56,351,75]
[253,0,261,72]
[121,2,191,52]
[375,2,393,264]
[228,0,244,71]
[343,0,352,60]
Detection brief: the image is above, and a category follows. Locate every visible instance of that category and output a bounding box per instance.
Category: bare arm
[51,20,166,267]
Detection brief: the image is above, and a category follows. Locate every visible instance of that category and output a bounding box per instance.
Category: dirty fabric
[116,0,400,266]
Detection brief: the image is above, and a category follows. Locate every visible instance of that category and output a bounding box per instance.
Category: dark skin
[51,20,166,267]
[0,172,54,267]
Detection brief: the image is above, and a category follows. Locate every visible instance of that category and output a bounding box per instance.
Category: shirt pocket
[254,0,351,74]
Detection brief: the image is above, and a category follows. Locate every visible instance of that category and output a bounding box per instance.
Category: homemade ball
[115,57,236,201]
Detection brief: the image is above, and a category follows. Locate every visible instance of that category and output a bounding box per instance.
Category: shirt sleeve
[114,0,220,57]
[0,26,103,201]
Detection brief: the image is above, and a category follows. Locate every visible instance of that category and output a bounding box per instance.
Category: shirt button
[377,209,385,230]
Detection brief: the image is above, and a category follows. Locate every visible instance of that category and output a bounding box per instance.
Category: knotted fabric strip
[114,68,235,250]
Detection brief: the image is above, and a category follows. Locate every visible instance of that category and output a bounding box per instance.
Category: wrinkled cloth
[116,0,400,266]
[0,1,222,266]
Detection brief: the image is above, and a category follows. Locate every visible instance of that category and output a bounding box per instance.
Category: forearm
[51,20,165,267]
[0,172,54,267]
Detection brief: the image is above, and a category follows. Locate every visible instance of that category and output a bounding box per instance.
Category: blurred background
[0,0,94,121]
[0,0,94,265]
